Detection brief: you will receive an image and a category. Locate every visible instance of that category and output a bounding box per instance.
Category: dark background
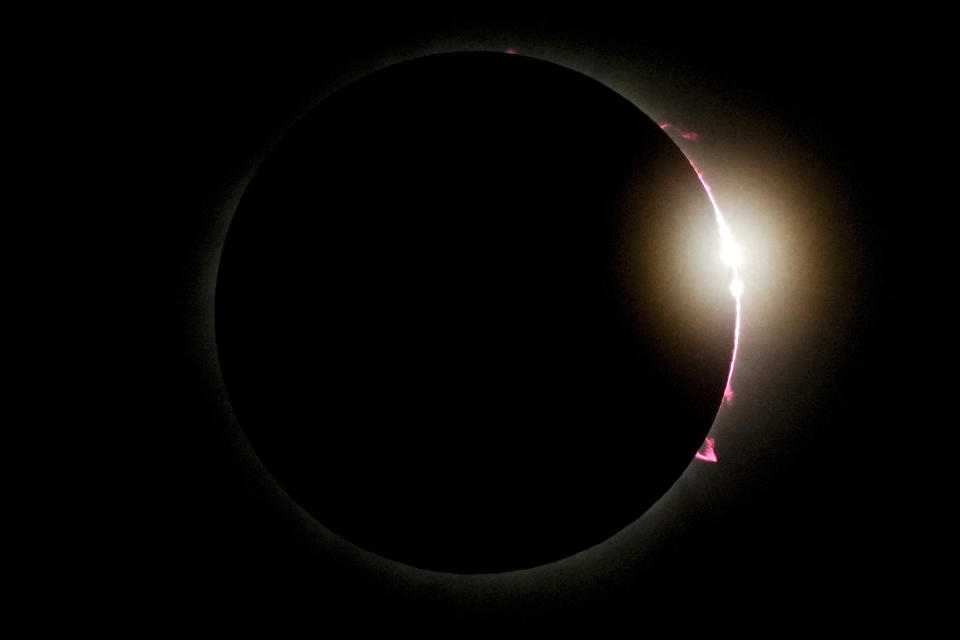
[96,10,932,631]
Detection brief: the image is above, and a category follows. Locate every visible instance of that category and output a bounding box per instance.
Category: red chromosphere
[660,122,744,464]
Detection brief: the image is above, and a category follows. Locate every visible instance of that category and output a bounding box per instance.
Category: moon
[214,52,735,573]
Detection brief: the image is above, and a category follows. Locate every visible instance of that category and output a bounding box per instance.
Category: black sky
[97,11,928,631]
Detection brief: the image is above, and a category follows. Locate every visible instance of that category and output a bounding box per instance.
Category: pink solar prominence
[694,437,718,463]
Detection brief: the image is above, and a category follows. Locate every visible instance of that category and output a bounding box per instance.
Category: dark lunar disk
[215,52,734,573]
